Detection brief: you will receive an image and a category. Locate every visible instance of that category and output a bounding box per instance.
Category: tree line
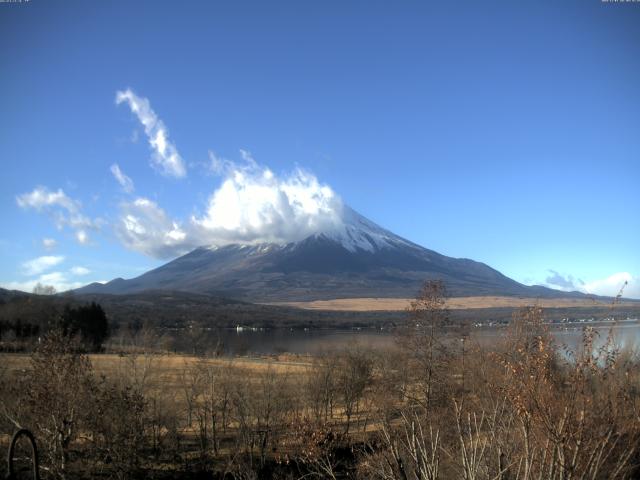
[0,300,110,352]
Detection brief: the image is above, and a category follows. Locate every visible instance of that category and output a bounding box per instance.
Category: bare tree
[336,348,373,434]
[307,352,339,426]
[32,283,57,295]
[21,330,95,478]
[399,280,450,410]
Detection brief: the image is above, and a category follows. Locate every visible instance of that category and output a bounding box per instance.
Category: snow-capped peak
[204,206,413,253]
[316,206,413,253]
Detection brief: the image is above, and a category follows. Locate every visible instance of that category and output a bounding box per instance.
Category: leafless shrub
[491,307,640,479]
[87,381,146,479]
[358,410,441,480]
[17,330,96,478]
[306,352,339,426]
[283,419,348,480]
[336,348,374,434]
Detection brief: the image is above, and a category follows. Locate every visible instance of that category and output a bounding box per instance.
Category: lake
[175,319,640,356]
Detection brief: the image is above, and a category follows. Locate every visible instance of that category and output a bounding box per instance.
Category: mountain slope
[75,207,583,301]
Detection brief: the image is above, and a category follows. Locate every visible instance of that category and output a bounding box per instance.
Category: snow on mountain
[74,206,585,301]
[318,206,411,252]
[203,205,411,254]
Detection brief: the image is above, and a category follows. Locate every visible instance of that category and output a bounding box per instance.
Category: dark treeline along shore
[2,287,639,350]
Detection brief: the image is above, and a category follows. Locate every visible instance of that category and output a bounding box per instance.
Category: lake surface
[180,319,640,356]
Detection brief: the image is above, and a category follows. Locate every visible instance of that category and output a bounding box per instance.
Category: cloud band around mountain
[116,154,344,258]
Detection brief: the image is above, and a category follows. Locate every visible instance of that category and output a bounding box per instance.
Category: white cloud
[22,255,65,275]
[115,155,344,259]
[116,197,194,258]
[110,163,135,193]
[582,272,639,299]
[76,230,89,245]
[70,266,90,276]
[17,187,77,212]
[116,88,187,178]
[544,270,581,291]
[539,270,640,300]
[208,150,230,175]
[17,186,101,245]
[42,238,57,250]
[191,156,343,246]
[39,271,65,284]
[4,261,96,293]
[1,271,86,293]
[239,148,254,163]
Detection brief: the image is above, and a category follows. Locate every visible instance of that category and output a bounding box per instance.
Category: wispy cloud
[17,187,77,212]
[116,88,187,178]
[70,266,90,276]
[208,150,231,175]
[42,238,57,250]
[22,255,65,275]
[17,186,101,245]
[76,230,89,245]
[110,163,135,193]
[1,271,86,293]
[545,270,581,291]
[4,261,95,293]
[116,197,193,258]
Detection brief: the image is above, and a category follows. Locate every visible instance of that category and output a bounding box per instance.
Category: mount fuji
[75,207,576,301]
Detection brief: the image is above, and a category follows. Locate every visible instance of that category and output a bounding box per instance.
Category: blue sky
[1,0,639,297]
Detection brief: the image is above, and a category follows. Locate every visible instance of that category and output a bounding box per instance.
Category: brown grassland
[1,353,311,378]
[1,282,640,479]
[268,295,638,311]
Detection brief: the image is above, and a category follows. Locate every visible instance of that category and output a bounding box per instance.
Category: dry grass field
[0,349,324,478]
[2,303,640,479]
[1,352,311,390]
[2,296,640,479]
[268,295,635,311]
